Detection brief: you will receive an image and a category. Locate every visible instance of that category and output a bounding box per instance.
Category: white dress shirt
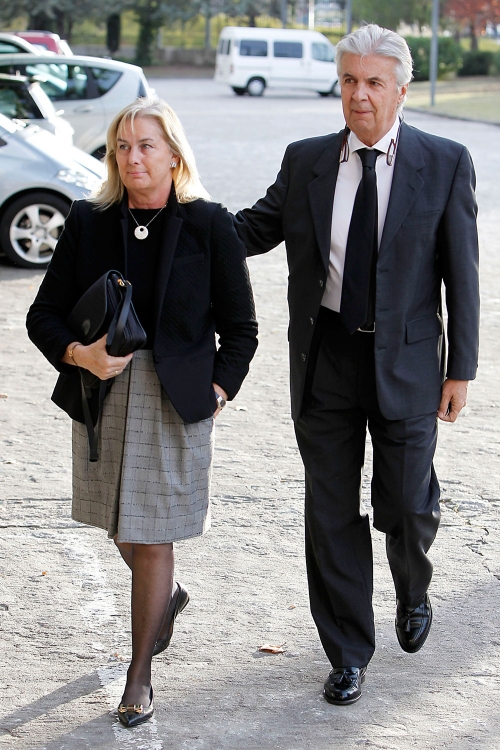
[321,117,401,313]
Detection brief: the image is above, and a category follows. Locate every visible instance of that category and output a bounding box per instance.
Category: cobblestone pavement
[0,80,499,750]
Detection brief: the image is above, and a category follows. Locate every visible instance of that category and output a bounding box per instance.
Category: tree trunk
[136,18,156,67]
[107,14,121,55]
[470,23,478,51]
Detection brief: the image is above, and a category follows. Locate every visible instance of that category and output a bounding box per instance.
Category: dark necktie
[339,147,381,334]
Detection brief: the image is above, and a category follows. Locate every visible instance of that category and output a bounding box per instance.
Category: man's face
[339,53,407,146]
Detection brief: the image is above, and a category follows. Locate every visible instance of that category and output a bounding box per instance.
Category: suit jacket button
[309,317,314,325]
[319,279,324,288]
[301,353,307,362]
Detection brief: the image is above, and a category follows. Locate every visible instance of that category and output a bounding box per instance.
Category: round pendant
[134,225,148,240]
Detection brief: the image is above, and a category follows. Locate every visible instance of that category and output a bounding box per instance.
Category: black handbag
[66,270,147,462]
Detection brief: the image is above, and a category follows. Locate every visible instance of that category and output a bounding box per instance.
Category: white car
[0,54,152,158]
[0,32,40,55]
[0,114,104,268]
[0,73,74,146]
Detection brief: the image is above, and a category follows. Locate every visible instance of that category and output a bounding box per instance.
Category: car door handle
[73,105,94,113]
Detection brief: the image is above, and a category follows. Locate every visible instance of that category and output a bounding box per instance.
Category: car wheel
[0,192,70,269]
[232,86,246,96]
[246,78,265,97]
[318,91,330,97]
[91,145,106,160]
[332,80,341,98]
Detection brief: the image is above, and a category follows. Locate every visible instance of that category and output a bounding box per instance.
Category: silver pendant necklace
[129,203,166,240]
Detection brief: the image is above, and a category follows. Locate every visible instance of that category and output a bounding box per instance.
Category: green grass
[407,76,500,124]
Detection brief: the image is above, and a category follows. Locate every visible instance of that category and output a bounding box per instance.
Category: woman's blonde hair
[90,97,210,208]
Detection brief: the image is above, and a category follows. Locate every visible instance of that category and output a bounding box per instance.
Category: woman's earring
[170,161,177,168]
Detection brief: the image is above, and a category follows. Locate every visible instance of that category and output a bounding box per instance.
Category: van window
[274,42,303,59]
[218,38,231,55]
[239,40,267,57]
[312,43,335,63]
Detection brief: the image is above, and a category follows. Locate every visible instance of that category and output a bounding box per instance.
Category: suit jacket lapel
[307,133,342,271]
[379,122,425,255]
[153,192,183,332]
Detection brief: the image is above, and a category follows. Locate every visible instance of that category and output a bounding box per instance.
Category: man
[234,24,479,704]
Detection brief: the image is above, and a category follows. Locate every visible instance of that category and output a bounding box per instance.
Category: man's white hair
[336,24,413,111]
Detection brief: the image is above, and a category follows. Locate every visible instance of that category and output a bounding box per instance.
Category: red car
[14,31,72,56]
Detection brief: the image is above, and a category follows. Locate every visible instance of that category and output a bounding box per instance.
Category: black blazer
[27,192,258,423]
[235,122,479,422]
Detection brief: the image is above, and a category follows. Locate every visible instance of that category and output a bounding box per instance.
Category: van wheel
[232,86,246,96]
[332,80,341,98]
[246,78,265,97]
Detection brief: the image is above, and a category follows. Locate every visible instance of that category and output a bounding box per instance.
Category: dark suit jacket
[27,192,258,424]
[234,122,479,422]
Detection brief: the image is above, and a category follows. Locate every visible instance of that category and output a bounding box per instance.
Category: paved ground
[0,80,499,750]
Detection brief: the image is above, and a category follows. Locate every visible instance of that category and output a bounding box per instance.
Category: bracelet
[68,344,82,363]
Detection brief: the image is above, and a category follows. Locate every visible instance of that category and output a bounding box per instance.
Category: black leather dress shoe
[395,594,432,653]
[152,582,190,657]
[117,686,154,728]
[323,667,367,705]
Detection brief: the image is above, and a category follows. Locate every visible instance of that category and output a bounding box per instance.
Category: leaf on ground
[258,642,286,654]
[0,394,8,398]
[41,571,47,576]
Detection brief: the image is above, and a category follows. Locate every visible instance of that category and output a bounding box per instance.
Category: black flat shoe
[117,686,154,728]
[152,582,190,657]
[396,593,432,653]
[323,666,367,705]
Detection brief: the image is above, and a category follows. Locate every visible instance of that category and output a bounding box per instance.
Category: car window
[0,41,26,54]
[23,62,88,101]
[273,42,303,59]
[312,43,335,63]
[0,84,39,119]
[90,67,122,96]
[239,40,268,57]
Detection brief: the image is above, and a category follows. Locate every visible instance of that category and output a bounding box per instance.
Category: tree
[0,0,102,42]
[352,0,433,32]
[445,0,500,50]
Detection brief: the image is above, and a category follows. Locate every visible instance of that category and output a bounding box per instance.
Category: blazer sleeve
[233,146,290,256]
[210,205,258,399]
[438,146,480,381]
[26,200,82,375]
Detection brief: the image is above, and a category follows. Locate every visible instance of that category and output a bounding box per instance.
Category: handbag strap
[80,278,133,461]
[80,373,108,462]
[106,279,133,356]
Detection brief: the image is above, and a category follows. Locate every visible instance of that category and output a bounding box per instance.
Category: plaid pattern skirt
[72,350,214,544]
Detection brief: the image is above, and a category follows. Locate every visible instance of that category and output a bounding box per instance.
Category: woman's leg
[115,540,175,707]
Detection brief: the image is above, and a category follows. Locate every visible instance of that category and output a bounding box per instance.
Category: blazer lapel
[379,122,425,255]
[153,192,183,332]
[307,133,342,271]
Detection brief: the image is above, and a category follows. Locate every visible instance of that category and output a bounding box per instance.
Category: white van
[215,27,340,97]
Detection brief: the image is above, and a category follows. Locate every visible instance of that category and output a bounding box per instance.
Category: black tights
[114,538,176,707]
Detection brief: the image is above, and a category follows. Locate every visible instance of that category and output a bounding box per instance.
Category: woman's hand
[63,334,134,380]
[213,383,228,418]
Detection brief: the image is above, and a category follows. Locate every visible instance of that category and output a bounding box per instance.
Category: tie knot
[357,148,381,170]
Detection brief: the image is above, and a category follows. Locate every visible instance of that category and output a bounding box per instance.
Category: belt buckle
[357,323,376,333]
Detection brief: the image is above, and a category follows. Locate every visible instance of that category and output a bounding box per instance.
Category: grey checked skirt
[72,350,214,544]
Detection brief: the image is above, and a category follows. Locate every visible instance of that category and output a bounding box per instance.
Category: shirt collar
[349,117,401,157]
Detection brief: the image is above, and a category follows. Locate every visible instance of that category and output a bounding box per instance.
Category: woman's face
[115,116,177,199]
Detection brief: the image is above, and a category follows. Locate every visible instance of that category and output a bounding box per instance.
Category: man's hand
[437,379,469,423]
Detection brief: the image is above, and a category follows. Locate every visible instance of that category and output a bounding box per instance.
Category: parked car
[14,30,73,56]
[0,54,152,157]
[215,27,340,97]
[0,32,39,55]
[0,73,74,146]
[0,113,104,268]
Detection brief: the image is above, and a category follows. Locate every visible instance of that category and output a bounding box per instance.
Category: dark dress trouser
[294,308,441,668]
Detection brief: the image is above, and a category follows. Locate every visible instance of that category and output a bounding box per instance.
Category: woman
[26,98,258,727]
